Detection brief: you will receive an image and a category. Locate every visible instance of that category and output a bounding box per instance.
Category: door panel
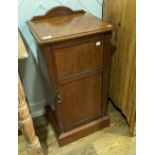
[55,40,104,79]
[59,74,102,131]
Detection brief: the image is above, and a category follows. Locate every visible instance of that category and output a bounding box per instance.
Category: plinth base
[46,105,110,146]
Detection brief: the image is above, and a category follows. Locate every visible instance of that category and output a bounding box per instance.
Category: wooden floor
[18,102,136,155]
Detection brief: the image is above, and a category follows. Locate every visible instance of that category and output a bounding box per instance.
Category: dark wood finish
[59,74,103,131]
[31,6,85,21]
[59,67,103,85]
[28,6,113,146]
[27,7,112,45]
[59,116,110,146]
[46,105,110,146]
[55,40,104,78]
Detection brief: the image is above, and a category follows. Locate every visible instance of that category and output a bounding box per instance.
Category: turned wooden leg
[18,74,44,155]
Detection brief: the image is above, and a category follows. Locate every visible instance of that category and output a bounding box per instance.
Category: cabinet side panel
[101,32,112,115]
[42,46,64,133]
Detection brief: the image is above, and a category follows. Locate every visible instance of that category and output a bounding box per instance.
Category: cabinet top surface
[27,11,112,45]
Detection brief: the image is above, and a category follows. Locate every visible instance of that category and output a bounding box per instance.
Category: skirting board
[29,97,53,118]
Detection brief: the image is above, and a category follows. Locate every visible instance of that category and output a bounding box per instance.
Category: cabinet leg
[18,74,44,155]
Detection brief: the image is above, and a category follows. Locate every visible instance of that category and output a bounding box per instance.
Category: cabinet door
[55,40,104,79]
[54,40,104,131]
[60,74,102,131]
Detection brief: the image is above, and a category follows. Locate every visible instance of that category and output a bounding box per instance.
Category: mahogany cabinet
[27,6,113,146]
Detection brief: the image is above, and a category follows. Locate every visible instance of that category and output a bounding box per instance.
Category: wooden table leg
[18,74,44,155]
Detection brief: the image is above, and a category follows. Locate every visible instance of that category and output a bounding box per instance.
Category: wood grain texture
[58,116,110,146]
[31,6,85,21]
[18,75,44,155]
[18,32,28,59]
[103,0,136,135]
[59,74,103,131]
[55,40,104,78]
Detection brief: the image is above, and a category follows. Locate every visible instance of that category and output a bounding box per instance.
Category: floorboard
[18,102,136,155]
